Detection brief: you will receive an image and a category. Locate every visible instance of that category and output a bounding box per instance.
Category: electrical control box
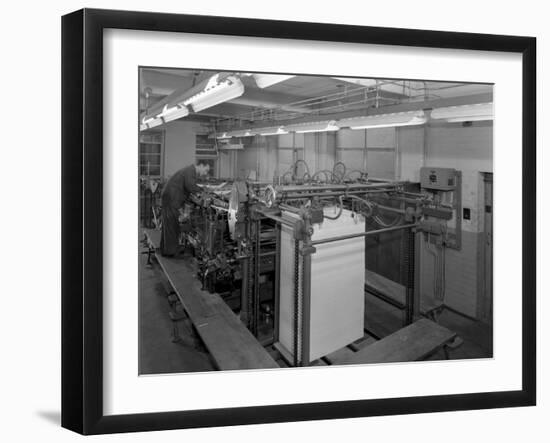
[420,167,457,190]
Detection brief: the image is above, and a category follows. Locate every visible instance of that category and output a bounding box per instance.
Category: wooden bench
[365,269,444,320]
[143,229,279,371]
[334,318,457,365]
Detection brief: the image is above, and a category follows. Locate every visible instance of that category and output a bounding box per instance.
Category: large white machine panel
[279,208,365,362]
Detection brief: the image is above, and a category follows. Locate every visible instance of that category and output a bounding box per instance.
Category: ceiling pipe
[212,93,493,135]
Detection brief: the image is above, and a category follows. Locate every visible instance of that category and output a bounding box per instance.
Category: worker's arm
[184,167,202,194]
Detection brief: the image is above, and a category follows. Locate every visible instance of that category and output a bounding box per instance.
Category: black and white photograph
[138,68,494,374]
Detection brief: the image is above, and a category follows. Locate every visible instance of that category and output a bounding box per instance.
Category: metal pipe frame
[405,227,415,325]
[253,219,261,336]
[240,256,249,325]
[311,223,417,246]
[256,212,293,227]
[273,224,281,343]
[280,189,396,199]
[301,252,312,367]
[268,182,404,193]
[375,204,406,215]
[293,239,300,367]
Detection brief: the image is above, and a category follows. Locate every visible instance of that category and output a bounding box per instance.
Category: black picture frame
[61,8,536,435]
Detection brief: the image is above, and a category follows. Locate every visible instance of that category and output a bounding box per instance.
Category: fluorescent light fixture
[252,74,295,89]
[140,105,189,131]
[332,77,378,88]
[228,129,254,138]
[157,104,189,123]
[183,74,245,113]
[219,143,244,150]
[140,116,163,131]
[286,120,339,133]
[430,102,493,122]
[253,126,288,136]
[339,111,427,130]
[216,132,232,139]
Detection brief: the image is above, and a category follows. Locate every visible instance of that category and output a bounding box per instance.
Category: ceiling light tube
[430,103,493,122]
[140,116,163,131]
[253,126,289,136]
[228,129,254,138]
[286,121,339,133]
[157,104,189,123]
[252,74,295,89]
[183,74,245,113]
[339,111,427,130]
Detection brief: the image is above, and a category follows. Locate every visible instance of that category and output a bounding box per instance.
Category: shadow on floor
[36,410,60,426]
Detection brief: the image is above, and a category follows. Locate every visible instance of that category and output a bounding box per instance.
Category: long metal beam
[310,223,417,246]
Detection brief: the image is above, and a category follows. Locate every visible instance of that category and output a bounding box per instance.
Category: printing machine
[179,164,461,366]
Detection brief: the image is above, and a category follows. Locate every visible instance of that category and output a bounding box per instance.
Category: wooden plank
[365,268,405,305]
[144,230,278,370]
[144,228,161,249]
[349,336,377,351]
[310,359,328,366]
[324,346,356,365]
[156,255,217,321]
[339,318,456,365]
[194,316,277,371]
[365,269,443,315]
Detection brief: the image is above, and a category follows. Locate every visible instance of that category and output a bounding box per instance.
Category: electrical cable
[292,159,310,182]
[332,161,347,183]
[323,196,344,220]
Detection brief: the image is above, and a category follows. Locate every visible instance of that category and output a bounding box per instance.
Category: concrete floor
[139,251,216,374]
[139,248,493,374]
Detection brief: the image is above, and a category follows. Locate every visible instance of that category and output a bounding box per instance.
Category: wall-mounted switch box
[420,167,457,190]
[463,208,471,220]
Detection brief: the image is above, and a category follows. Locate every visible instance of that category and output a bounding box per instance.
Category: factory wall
[234,136,278,180]
[218,150,238,179]
[233,128,396,182]
[397,121,493,320]
[162,120,209,178]
[234,132,336,182]
[337,128,396,180]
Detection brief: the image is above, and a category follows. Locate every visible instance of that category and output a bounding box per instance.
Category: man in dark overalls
[160,162,210,256]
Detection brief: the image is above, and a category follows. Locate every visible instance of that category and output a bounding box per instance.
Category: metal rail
[270,182,404,193]
[311,223,417,246]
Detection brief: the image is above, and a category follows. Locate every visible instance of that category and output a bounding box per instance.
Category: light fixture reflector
[228,129,254,138]
[286,120,339,133]
[140,116,163,131]
[430,103,493,122]
[340,111,427,130]
[253,126,289,136]
[252,74,295,89]
[183,75,245,113]
[157,104,189,123]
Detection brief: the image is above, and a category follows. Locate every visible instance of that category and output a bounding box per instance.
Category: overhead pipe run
[208,102,492,139]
